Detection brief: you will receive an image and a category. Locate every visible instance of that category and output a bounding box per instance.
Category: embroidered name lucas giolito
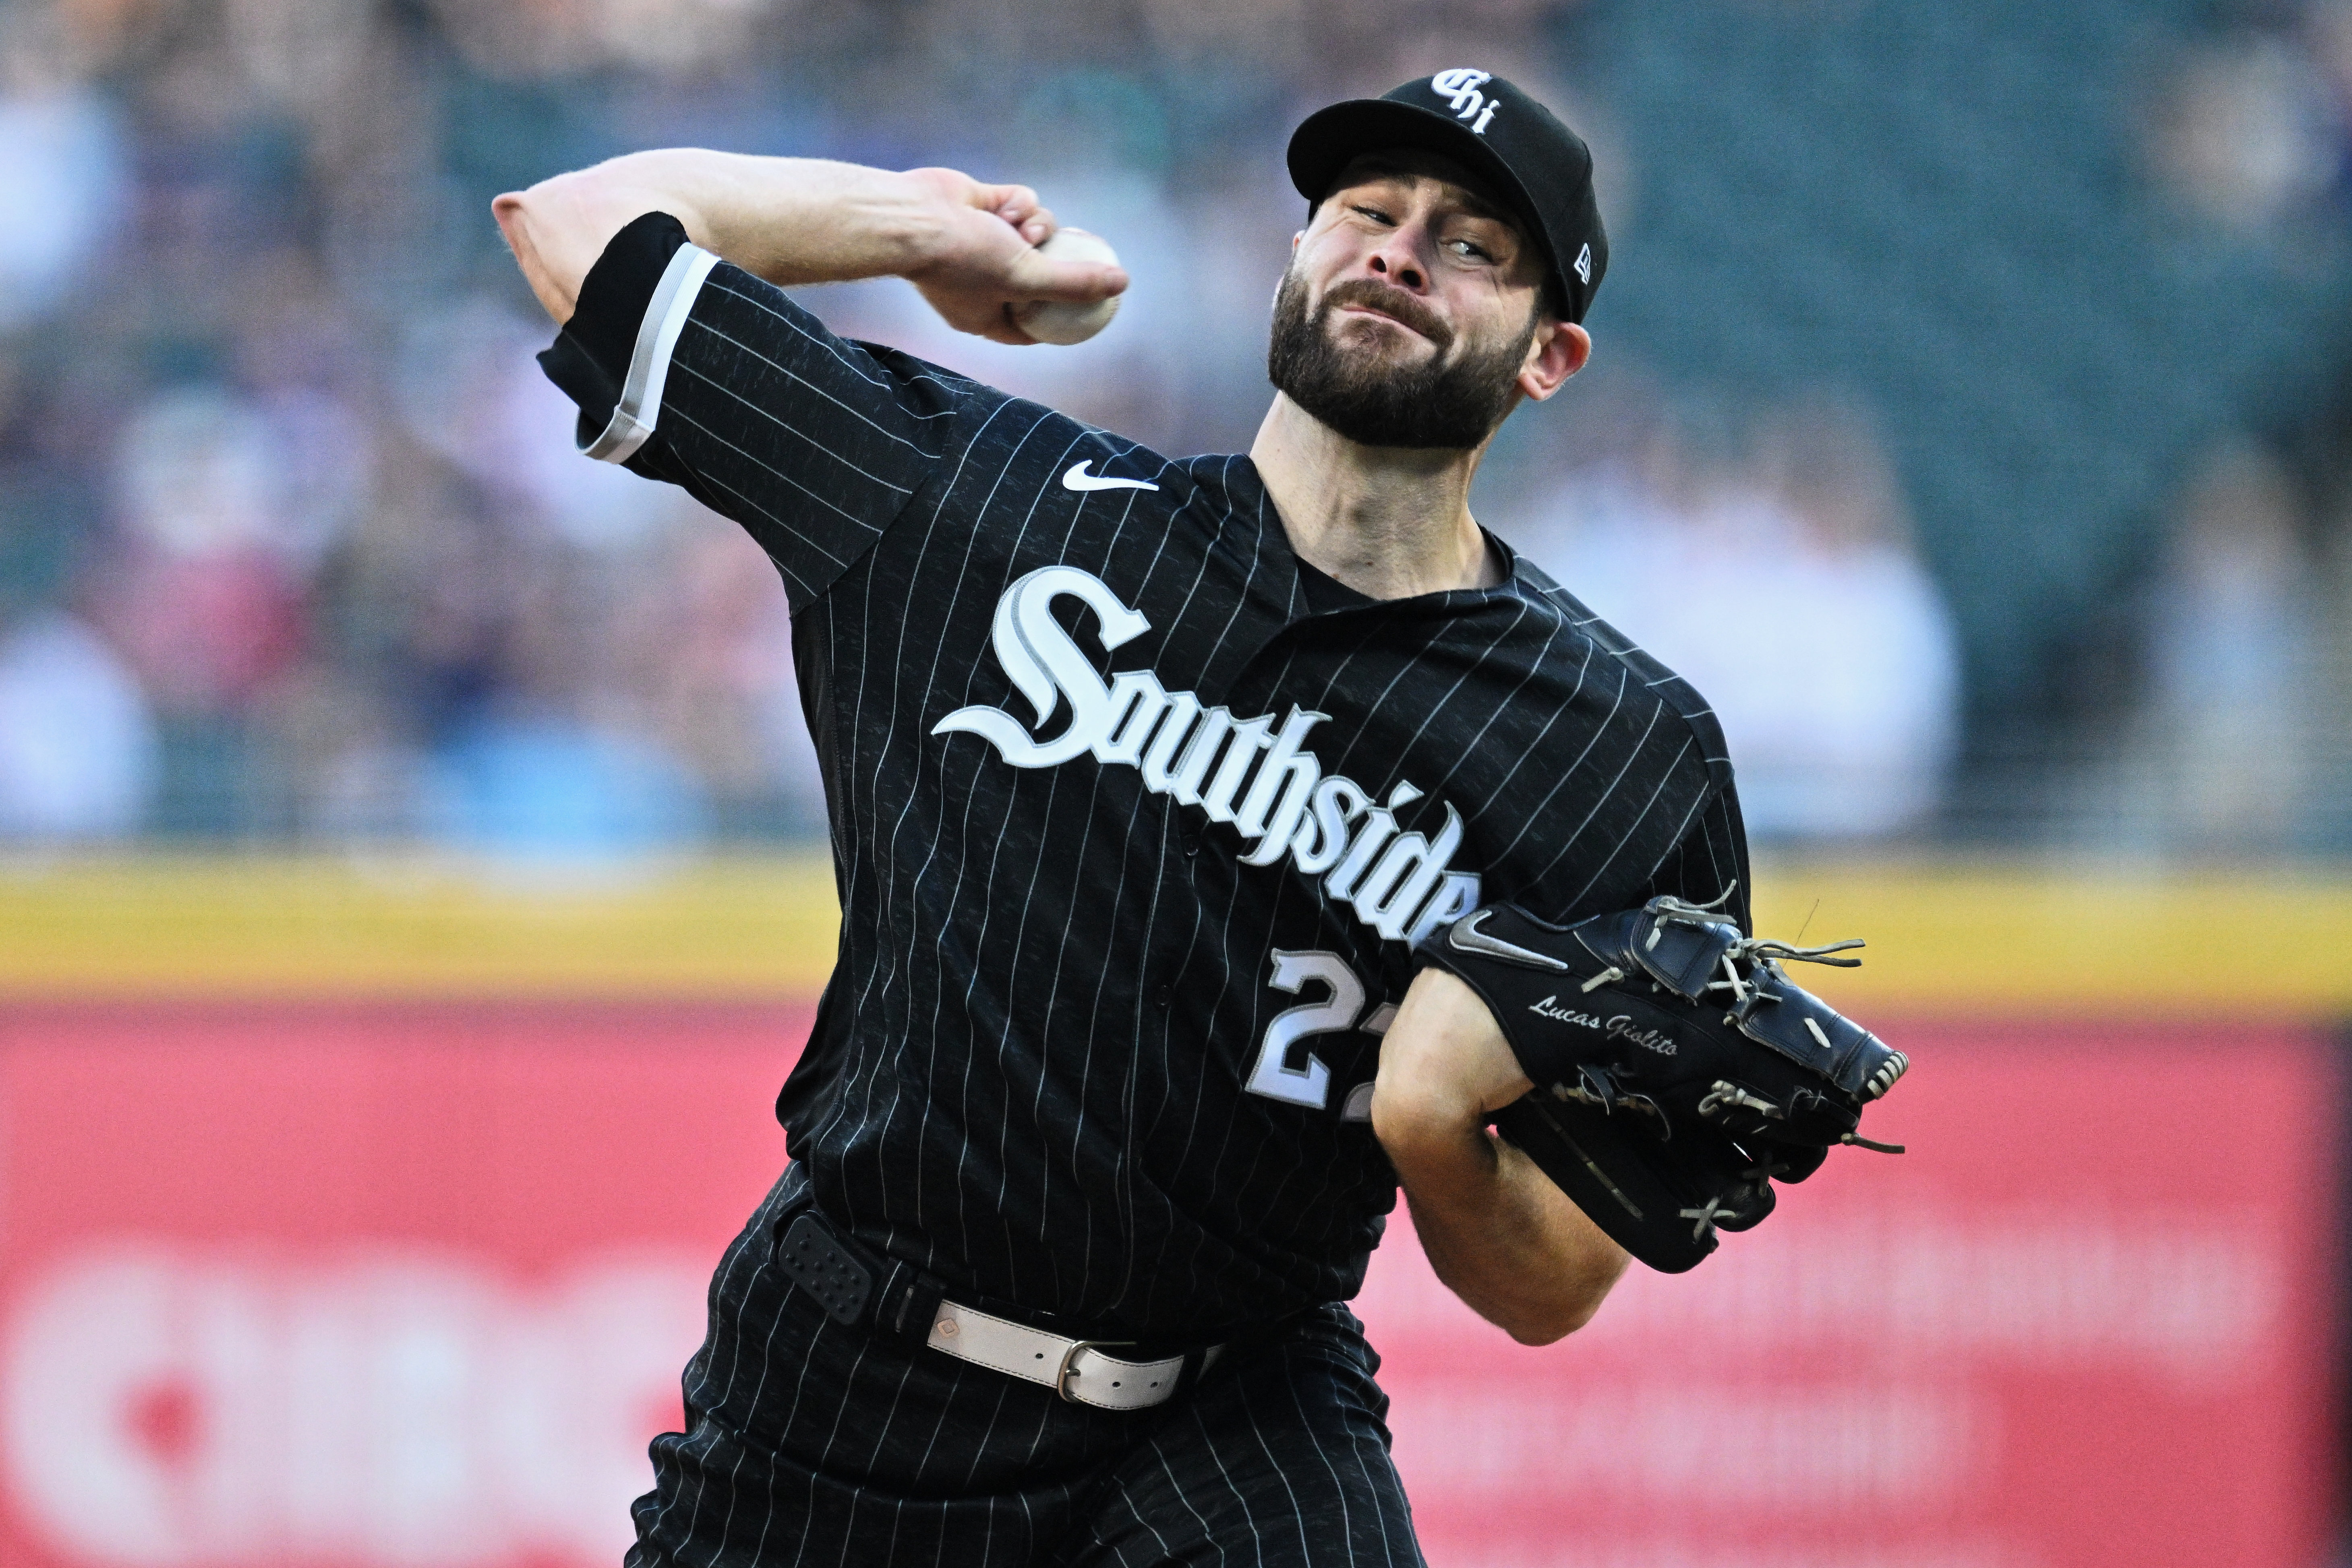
[539,207,1748,1552]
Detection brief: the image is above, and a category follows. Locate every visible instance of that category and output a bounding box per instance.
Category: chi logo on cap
[1574,243,1593,284]
[1431,68,1499,135]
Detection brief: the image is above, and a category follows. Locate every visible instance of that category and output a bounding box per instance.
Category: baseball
[1011,228,1121,345]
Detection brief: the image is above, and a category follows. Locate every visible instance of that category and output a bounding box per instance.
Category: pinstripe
[694,300,951,445]
[1238,1375,1313,1564]
[1139,1444,1225,1565]
[711,274,946,396]
[1458,631,1595,839]
[699,1298,796,1564]
[671,1253,777,1547]
[1173,1419,1260,1568]
[668,360,912,505]
[828,396,1033,1237]
[1549,734,1699,905]
[660,383,894,536]
[971,428,1110,1296]
[551,221,1744,1565]
[901,459,1043,1239]
[1097,1476,1182,1565]
[631,1175,799,1563]
[737,1336,828,1566]
[1524,701,1670,879]
[1483,660,1633,871]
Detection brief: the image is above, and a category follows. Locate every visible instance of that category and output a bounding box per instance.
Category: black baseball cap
[1286,71,1608,324]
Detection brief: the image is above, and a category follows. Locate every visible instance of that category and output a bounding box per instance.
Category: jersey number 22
[1245,949,1386,1110]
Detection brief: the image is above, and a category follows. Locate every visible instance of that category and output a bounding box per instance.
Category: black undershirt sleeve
[536,211,688,452]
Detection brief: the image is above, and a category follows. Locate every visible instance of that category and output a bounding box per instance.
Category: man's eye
[1450,238,1493,261]
[1353,206,1395,225]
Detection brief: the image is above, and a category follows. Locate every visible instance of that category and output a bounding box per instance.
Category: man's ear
[1519,319,1592,403]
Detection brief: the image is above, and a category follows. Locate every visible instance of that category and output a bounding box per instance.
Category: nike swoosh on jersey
[1062,460,1159,493]
[1449,910,1570,971]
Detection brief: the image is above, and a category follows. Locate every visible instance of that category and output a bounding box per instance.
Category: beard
[1265,268,1538,450]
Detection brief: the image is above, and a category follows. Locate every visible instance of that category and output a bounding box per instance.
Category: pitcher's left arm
[1372,967,1629,1345]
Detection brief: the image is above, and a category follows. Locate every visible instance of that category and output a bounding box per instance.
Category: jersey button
[1153,985,1172,1009]
[1180,833,1201,857]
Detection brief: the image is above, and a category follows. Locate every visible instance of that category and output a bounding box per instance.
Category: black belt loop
[871,1254,948,1349]
[1164,1344,1215,1403]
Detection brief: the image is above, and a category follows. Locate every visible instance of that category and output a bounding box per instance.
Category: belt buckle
[1053,1338,1134,1404]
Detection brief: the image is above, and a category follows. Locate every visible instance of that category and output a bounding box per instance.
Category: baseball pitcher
[495,68,1903,1568]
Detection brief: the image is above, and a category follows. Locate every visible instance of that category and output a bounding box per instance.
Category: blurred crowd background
[0,0,2347,861]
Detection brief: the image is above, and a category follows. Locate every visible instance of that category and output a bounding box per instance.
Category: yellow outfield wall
[0,854,2345,1019]
[0,855,844,999]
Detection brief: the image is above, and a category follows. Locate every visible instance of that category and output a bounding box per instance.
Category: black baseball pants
[625,1170,1426,1568]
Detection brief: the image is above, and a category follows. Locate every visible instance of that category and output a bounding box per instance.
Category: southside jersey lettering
[932,564,1480,948]
[540,213,1751,1336]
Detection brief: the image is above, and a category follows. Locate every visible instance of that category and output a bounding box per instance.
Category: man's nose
[1365,231,1428,292]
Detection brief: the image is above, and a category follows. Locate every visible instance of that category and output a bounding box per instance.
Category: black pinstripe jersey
[541,213,1751,1336]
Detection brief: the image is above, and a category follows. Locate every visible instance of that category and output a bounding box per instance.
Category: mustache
[1316,279,1451,349]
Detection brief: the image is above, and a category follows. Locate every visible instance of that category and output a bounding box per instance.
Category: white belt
[926,1299,1222,1412]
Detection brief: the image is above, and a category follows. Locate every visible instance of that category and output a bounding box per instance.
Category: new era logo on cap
[1574,243,1592,284]
[1431,68,1499,135]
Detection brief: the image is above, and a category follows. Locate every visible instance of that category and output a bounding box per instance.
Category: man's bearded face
[1265,265,1539,451]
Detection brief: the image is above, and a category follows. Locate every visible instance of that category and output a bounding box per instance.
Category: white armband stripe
[581,243,720,464]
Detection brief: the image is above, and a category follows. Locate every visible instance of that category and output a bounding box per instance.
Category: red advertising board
[0,1005,2332,1568]
[1358,1022,2337,1568]
[0,1003,802,1568]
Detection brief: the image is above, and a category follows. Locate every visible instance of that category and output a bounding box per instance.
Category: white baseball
[1010,228,1121,345]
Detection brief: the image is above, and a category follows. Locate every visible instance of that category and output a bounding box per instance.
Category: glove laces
[1649,883,1867,1008]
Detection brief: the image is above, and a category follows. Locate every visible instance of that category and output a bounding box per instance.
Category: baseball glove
[1416,892,1909,1272]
